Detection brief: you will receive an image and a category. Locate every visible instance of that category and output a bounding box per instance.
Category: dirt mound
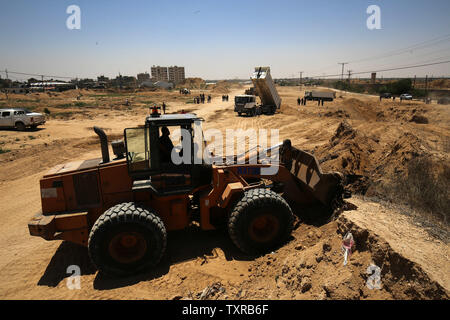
[375,132,425,177]
[180,78,205,89]
[336,215,448,299]
[342,98,378,121]
[314,120,377,193]
[211,81,242,94]
[225,215,448,300]
[314,119,434,195]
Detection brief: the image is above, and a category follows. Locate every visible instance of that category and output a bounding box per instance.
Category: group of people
[297,97,325,106]
[221,95,229,101]
[297,97,306,106]
[194,93,211,104]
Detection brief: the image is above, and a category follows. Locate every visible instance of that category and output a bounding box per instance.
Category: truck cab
[0,108,46,130]
[234,95,258,116]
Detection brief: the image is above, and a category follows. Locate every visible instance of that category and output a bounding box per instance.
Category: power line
[352,60,450,76]
[347,33,450,64]
[0,69,74,79]
[308,59,450,79]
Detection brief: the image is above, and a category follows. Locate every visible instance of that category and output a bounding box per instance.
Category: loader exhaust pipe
[94,126,110,163]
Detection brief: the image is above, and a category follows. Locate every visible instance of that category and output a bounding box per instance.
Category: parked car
[400,94,413,100]
[0,108,46,131]
[380,92,392,99]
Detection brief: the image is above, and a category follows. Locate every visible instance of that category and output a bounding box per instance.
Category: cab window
[124,127,151,173]
[2,112,10,117]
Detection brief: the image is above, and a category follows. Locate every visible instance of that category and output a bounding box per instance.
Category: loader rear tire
[228,188,294,255]
[88,202,167,277]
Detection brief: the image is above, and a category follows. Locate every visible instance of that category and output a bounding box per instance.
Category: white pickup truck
[0,108,46,130]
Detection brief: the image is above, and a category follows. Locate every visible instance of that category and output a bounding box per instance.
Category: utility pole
[425,75,429,103]
[338,62,348,81]
[4,69,9,99]
[41,75,45,93]
[299,71,303,90]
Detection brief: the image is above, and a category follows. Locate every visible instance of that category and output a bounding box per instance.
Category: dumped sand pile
[314,120,378,193]
[211,80,243,94]
[314,120,432,194]
[376,132,425,175]
[180,78,205,89]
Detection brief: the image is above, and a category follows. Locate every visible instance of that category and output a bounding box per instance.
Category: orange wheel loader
[28,110,345,276]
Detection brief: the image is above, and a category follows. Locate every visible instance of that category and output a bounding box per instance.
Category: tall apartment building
[168,66,185,84]
[151,66,168,82]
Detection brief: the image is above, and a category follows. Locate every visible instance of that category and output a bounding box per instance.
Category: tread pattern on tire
[228,188,294,255]
[88,202,167,276]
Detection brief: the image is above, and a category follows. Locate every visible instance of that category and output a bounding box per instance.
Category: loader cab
[123,109,210,193]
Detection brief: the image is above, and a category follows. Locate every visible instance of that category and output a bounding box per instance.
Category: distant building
[137,72,150,83]
[5,87,28,94]
[151,66,168,82]
[97,75,109,82]
[168,66,185,84]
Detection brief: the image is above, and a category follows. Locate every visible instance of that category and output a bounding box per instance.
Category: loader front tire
[88,202,167,277]
[228,188,294,255]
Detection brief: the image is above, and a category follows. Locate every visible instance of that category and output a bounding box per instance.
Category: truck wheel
[238,112,241,116]
[88,202,167,277]
[228,188,294,255]
[15,122,26,131]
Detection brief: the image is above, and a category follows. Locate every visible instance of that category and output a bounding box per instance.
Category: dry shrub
[388,157,449,224]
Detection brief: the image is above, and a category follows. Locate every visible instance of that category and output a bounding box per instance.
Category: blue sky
[1,0,449,80]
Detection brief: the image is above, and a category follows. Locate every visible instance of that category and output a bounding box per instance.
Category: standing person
[158,126,174,163]
[162,102,166,114]
[208,95,211,103]
[321,99,324,106]
[297,97,301,105]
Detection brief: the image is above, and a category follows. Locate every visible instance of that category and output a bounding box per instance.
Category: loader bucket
[280,139,344,209]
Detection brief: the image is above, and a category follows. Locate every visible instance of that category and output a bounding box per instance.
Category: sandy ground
[0,85,448,299]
